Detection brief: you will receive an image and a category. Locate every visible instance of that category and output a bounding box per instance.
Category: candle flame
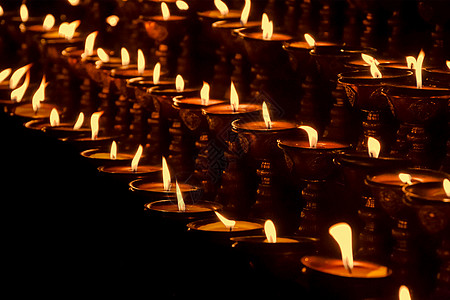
[415,50,425,89]
[10,71,30,103]
[261,13,273,40]
[175,74,184,92]
[264,219,277,243]
[399,285,411,300]
[90,111,103,140]
[106,15,119,27]
[68,0,80,5]
[176,181,185,211]
[443,179,450,197]
[240,0,251,25]
[153,63,161,85]
[329,222,354,274]
[131,145,143,172]
[43,14,55,31]
[83,31,98,58]
[121,47,130,67]
[32,76,48,113]
[10,64,32,89]
[162,156,171,191]
[176,0,189,10]
[304,33,316,47]
[58,20,80,40]
[110,141,117,160]
[361,53,380,66]
[262,101,272,129]
[49,108,60,127]
[97,48,110,63]
[214,0,229,17]
[20,4,28,23]
[230,81,239,112]
[406,56,416,69]
[367,137,381,158]
[200,82,210,106]
[0,6,4,17]
[161,2,170,21]
[446,60,450,70]
[299,125,318,148]
[73,112,84,129]
[137,49,145,76]
[399,173,413,185]
[0,68,11,83]
[215,211,236,231]
[362,54,382,78]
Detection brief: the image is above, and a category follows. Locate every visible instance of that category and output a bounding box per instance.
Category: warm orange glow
[264,220,277,243]
[175,74,184,92]
[261,13,273,40]
[10,72,30,103]
[415,50,425,89]
[90,111,103,140]
[110,141,117,160]
[73,112,84,130]
[443,179,450,197]
[367,137,381,158]
[43,14,55,31]
[0,6,4,17]
[131,145,143,172]
[262,101,272,129]
[214,0,229,17]
[20,4,28,23]
[176,181,185,211]
[361,53,379,66]
[446,60,450,70]
[153,62,161,85]
[299,125,318,148]
[230,81,239,112]
[83,31,98,58]
[200,82,210,106]
[121,47,130,67]
[49,108,60,127]
[329,222,354,273]
[68,0,80,5]
[58,20,80,40]
[240,0,251,25]
[32,76,48,113]
[399,173,413,185]
[97,48,110,63]
[106,15,119,27]
[304,33,316,47]
[161,2,170,21]
[176,1,189,10]
[406,56,416,69]
[10,64,32,89]
[0,68,11,83]
[215,212,236,230]
[399,285,411,300]
[137,49,145,76]
[362,54,382,78]
[162,156,171,191]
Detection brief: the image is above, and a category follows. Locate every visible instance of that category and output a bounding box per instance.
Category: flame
[131,145,143,172]
[137,49,145,76]
[110,141,117,160]
[162,156,171,191]
[299,125,318,148]
[214,0,229,17]
[0,68,11,83]
[304,33,316,47]
[399,173,413,185]
[406,56,416,69]
[97,48,110,63]
[49,108,60,127]
[264,220,277,243]
[106,15,119,27]
[399,286,411,300]
[121,47,130,67]
[58,20,80,40]
[90,111,103,140]
[0,6,3,17]
[200,82,210,106]
[175,74,184,92]
[447,60,450,70]
[240,0,251,25]
[68,0,80,5]
[83,31,98,57]
[161,2,170,21]
[367,137,381,158]
[230,81,239,112]
[329,222,354,274]
[20,4,28,23]
[361,54,382,78]
[73,112,84,129]
[176,1,189,10]
[361,53,380,66]
[10,64,32,89]
[43,14,55,31]
[261,13,273,40]
[215,212,236,230]
[415,50,425,89]
[176,181,185,211]
[153,63,161,85]
[10,72,30,103]
[443,179,450,197]
[32,76,49,113]
[262,101,272,129]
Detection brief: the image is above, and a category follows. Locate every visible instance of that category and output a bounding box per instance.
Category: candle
[14,103,56,120]
[368,170,448,187]
[240,31,292,41]
[231,120,297,131]
[144,199,221,221]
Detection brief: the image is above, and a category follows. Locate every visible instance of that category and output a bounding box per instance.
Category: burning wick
[261,13,273,40]
[264,219,277,243]
[298,125,318,148]
[230,81,239,113]
[176,181,185,212]
[110,141,117,160]
[262,101,272,129]
[240,0,250,26]
[162,156,171,192]
[131,145,143,172]
[215,212,236,231]
[214,0,229,17]
[304,33,316,47]
[73,112,84,130]
[367,137,381,158]
[153,62,161,85]
[90,111,103,140]
[329,222,354,274]
[361,53,382,78]
[398,173,413,185]
[399,285,411,300]
[443,179,450,198]
[200,82,210,106]
[175,74,184,92]
[407,50,425,89]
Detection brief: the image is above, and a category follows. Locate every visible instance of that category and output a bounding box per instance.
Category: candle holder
[97,164,161,189]
[403,181,450,299]
[13,102,57,121]
[277,138,350,239]
[80,147,134,168]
